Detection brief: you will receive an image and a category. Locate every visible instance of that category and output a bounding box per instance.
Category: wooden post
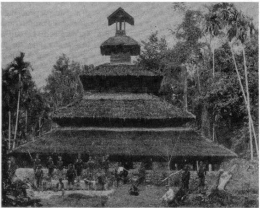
[209,164,212,172]
[8,111,11,150]
[196,161,199,171]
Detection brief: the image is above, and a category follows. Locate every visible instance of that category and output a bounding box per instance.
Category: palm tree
[204,10,222,78]
[6,53,32,149]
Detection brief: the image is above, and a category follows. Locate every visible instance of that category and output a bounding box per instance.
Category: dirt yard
[39,184,258,207]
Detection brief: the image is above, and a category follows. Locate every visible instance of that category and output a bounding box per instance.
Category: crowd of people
[31,154,148,192]
[31,153,208,205]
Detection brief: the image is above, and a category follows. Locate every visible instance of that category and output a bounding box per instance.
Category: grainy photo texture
[2,2,259,207]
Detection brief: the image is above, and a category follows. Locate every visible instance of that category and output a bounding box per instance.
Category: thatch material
[79,74,162,93]
[100,36,140,55]
[84,64,154,76]
[52,93,195,120]
[13,128,237,158]
[108,7,134,26]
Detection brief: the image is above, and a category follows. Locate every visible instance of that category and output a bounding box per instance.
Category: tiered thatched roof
[83,64,155,76]
[52,93,195,126]
[100,36,140,56]
[13,128,237,158]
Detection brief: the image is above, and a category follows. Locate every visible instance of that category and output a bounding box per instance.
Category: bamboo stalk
[13,73,21,149]
[242,47,258,157]
[8,111,11,150]
[229,43,253,160]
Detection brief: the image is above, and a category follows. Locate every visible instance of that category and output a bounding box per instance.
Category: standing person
[75,157,83,182]
[137,162,146,186]
[47,156,55,179]
[181,165,190,192]
[197,161,206,193]
[56,178,65,196]
[66,164,76,190]
[33,154,41,173]
[35,165,43,190]
[102,155,110,175]
[87,156,95,175]
[56,156,64,180]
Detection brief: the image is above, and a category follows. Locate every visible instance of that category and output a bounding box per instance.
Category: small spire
[107,7,134,36]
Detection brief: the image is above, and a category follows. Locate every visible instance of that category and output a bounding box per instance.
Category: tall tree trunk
[212,48,215,78]
[212,48,216,142]
[196,66,201,94]
[183,66,188,111]
[201,105,211,139]
[213,118,215,142]
[25,110,28,133]
[13,73,21,149]
[39,117,41,137]
[242,47,258,157]
[8,111,11,150]
[229,43,254,160]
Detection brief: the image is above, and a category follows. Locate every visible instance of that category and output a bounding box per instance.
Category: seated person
[162,185,174,206]
[129,183,139,196]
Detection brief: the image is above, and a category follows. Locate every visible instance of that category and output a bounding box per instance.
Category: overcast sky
[2,2,259,88]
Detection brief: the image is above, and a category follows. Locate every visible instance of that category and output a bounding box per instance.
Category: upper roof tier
[52,93,195,127]
[79,64,162,94]
[100,7,140,61]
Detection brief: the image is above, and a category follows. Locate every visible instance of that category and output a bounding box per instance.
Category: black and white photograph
[1,2,259,207]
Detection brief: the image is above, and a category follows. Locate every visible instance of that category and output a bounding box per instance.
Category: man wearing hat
[35,165,43,190]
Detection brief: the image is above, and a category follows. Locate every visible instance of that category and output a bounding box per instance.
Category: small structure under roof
[101,7,140,62]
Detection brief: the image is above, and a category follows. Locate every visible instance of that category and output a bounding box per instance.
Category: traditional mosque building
[14,7,236,170]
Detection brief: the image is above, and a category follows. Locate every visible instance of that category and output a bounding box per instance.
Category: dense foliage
[2,53,49,148]
[2,3,258,159]
[44,54,84,111]
[138,3,258,158]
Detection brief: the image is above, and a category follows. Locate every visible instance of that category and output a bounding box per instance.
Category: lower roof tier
[13,128,237,158]
[52,93,195,127]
